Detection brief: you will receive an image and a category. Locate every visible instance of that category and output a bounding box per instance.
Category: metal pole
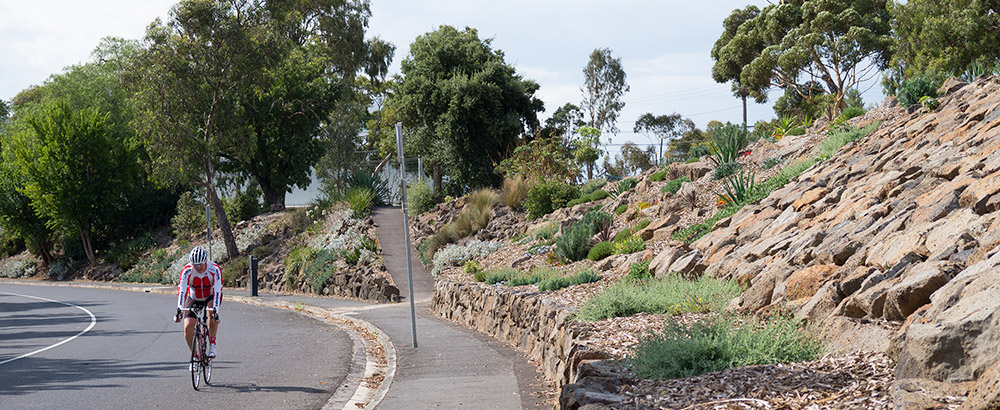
[417,157,423,183]
[250,255,258,296]
[396,122,418,348]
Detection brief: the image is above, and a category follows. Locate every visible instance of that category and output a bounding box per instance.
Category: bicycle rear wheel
[203,356,212,384]
[191,327,203,390]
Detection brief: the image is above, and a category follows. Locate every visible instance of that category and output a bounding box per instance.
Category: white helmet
[189,246,208,265]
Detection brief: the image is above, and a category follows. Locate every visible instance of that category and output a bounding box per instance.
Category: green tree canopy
[391,25,542,197]
[572,126,603,180]
[716,0,892,118]
[8,102,127,265]
[604,142,655,177]
[582,48,629,135]
[633,113,692,165]
[890,0,1000,79]
[543,103,585,138]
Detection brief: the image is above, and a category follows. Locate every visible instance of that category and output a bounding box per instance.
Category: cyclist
[174,246,222,361]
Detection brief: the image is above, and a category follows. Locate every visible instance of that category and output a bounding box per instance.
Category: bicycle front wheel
[191,332,202,390]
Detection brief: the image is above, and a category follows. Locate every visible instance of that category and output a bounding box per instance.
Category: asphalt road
[0,283,352,410]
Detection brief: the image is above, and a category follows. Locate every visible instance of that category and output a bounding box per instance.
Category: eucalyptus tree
[890,0,1000,78]
[581,48,629,135]
[714,0,892,118]
[633,113,691,165]
[710,5,763,127]
[391,25,542,197]
[128,0,385,258]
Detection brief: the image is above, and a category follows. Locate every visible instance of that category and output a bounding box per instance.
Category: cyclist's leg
[208,293,220,340]
[182,299,196,351]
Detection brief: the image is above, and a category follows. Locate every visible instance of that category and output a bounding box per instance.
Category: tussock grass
[501,175,530,209]
[574,273,740,322]
[627,314,822,380]
[420,189,499,261]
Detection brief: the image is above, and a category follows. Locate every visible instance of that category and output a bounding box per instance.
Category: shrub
[250,245,272,261]
[172,191,207,239]
[359,236,379,253]
[302,249,339,294]
[407,180,436,217]
[627,314,821,380]
[120,248,180,284]
[920,96,940,110]
[538,270,601,291]
[839,106,865,121]
[579,177,608,196]
[555,221,594,262]
[224,185,266,224]
[627,260,652,281]
[348,172,391,206]
[661,176,690,194]
[614,235,646,254]
[574,273,740,321]
[614,204,628,215]
[711,161,742,180]
[760,157,784,170]
[587,241,615,261]
[431,240,506,276]
[463,259,482,274]
[649,170,668,182]
[106,232,156,270]
[524,180,579,219]
[897,72,940,106]
[346,187,375,218]
[0,257,37,279]
[685,157,700,164]
[614,178,638,195]
[532,222,559,242]
[222,257,247,287]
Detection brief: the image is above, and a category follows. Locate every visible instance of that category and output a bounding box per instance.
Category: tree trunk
[587,163,594,180]
[432,164,443,201]
[742,95,748,130]
[204,162,239,261]
[78,222,96,266]
[257,176,285,211]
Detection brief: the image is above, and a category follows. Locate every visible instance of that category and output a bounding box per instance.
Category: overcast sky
[0,0,886,154]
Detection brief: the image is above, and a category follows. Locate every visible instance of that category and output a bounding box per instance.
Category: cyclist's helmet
[189,246,208,265]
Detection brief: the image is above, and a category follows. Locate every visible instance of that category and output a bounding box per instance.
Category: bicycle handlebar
[179,307,215,311]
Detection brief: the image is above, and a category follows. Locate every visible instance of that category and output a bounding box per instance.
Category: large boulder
[893,245,1000,386]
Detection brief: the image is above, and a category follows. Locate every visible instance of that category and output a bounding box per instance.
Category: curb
[0,279,395,410]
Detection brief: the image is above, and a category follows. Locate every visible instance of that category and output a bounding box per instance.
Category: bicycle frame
[181,305,214,390]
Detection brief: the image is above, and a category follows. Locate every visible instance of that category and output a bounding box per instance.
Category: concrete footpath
[3,206,552,409]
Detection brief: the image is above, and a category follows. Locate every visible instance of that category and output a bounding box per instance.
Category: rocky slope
[417,76,1000,409]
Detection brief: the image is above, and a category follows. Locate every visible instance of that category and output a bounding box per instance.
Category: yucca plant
[716,169,756,206]
[346,187,375,218]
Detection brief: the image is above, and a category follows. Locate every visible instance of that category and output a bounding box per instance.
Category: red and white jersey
[176,262,223,311]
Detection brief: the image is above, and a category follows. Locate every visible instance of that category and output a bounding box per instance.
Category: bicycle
[181,305,214,390]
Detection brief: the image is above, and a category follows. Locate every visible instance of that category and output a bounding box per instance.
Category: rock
[737,261,792,312]
[961,355,1000,410]
[791,187,830,211]
[894,245,1000,384]
[667,250,704,278]
[882,261,958,321]
[638,214,679,241]
[835,275,896,319]
[785,264,839,301]
[959,169,1000,214]
[797,280,844,324]
[938,77,969,96]
[649,246,686,277]
[672,161,712,181]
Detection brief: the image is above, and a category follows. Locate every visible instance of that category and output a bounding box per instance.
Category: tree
[571,126,603,180]
[603,142,655,177]
[543,103,585,137]
[391,25,542,197]
[633,113,691,165]
[581,48,629,135]
[721,0,892,118]
[495,135,576,183]
[711,5,764,127]
[8,103,126,265]
[890,0,1000,79]
[0,161,55,265]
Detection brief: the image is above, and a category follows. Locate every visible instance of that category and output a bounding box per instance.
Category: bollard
[249,255,258,297]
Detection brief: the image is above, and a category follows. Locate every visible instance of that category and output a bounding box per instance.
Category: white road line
[0,291,98,365]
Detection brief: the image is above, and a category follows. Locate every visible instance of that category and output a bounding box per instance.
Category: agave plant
[771,115,801,141]
[716,169,757,207]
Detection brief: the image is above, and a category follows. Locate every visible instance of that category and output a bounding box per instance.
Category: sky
[0,0,887,156]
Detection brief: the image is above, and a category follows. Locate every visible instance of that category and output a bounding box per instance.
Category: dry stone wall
[431,280,607,392]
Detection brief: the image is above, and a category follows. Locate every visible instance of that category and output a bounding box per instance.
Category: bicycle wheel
[203,355,212,384]
[191,326,202,390]
[202,325,212,384]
